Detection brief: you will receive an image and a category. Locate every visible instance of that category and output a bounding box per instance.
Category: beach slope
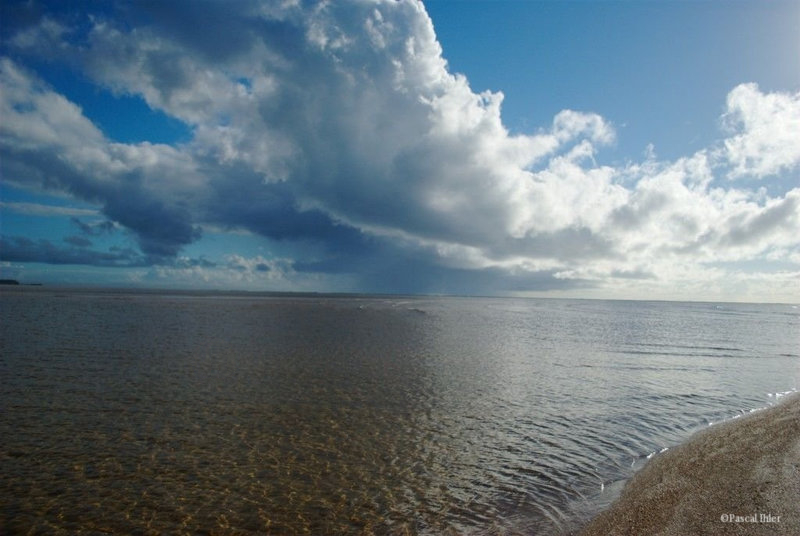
[580,394,800,536]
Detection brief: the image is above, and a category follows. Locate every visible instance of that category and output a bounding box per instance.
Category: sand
[579,394,800,536]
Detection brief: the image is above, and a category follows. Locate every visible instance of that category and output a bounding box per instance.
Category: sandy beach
[579,393,800,535]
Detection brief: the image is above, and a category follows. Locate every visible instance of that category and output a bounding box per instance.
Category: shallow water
[1,289,798,534]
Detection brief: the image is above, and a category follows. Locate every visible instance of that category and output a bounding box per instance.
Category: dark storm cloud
[0,137,202,258]
[204,171,369,250]
[0,235,145,267]
[63,235,92,247]
[290,234,590,295]
[71,217,116,236]
[0,234,217,269]
[103,191,201,257]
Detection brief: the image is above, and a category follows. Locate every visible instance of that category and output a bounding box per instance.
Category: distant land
[0,280,42,286]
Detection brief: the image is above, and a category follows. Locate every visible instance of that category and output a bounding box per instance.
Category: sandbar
[579,393,800,536]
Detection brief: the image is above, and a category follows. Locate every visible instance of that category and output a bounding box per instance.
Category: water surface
[1,289,798,534]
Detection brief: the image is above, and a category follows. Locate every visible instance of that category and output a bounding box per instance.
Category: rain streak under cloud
[1,0,799,300]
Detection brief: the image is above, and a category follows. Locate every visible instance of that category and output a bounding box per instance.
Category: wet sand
[579,394,800,536]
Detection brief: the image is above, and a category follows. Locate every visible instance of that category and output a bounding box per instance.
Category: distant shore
[0,279,42,286]
[579,393,800,535]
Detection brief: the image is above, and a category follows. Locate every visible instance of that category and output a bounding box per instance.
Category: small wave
[768,388,798,400]
[626,342,744,352]
[707,393,794,429]
[642,444,670,461]
[617,349,749,359]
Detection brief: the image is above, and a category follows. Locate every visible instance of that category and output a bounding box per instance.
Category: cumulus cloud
[0,58,206,257]
[1,0,798,296]
[141,253,348,293]
[722,83,800,179]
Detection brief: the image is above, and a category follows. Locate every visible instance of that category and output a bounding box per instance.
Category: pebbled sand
[579,394,800,536]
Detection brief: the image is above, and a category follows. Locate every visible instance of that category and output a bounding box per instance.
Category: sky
[1,0,799,302]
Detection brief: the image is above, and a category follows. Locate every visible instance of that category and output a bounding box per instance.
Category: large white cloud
[722,83,800,179]
[1,0,799,298]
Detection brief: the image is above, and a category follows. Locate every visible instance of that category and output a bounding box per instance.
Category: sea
[1,287,798,535]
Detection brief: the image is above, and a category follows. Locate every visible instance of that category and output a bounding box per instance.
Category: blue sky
[429,1,799,162]
[1,0,799,301]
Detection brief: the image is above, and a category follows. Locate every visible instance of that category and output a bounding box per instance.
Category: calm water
[1,288,798,535]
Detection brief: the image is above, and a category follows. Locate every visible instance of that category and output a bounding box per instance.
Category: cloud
[0,57,206,257]
[0,201,99,217]
[722,83,800,179]
[1,0,798,296]
[0,233,221,272]
[71,217,116,236]
[720,190,800,249]
[139,253,344,292]
[0,235,145,267]
[63,235,92,247]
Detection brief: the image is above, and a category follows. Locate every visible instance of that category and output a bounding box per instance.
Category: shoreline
[578,393,800,535]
